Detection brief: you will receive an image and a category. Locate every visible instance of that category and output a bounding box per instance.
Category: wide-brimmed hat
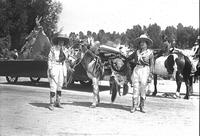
[52,34,69,45]
[134,34,153,46]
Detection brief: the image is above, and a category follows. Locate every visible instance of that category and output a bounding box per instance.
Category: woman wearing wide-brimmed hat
[48,34,69,110]
[130,34,154,113]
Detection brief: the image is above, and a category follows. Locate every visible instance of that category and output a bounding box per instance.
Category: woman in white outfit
[130,34,154,113]
[48,34,69,110]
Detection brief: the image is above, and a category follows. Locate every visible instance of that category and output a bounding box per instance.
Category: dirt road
[0,77,199,136]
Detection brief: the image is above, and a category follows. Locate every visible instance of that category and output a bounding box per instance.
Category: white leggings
[131,65,150,99]
[49,64,64,93]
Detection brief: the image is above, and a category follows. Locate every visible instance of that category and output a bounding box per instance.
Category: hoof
[48,104,54,111]
[152,92,157,96]
[54,103,63,108]
[140,108,145,113]
[90,103,98,108]
[130,107,136,113]
[184,96,189,100]
[130,109,136,113]
[174,92,181,99]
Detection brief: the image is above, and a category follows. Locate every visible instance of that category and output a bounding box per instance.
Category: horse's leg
[189,75,193,94]
[183,75,192,99]
[175,72,182,98]
[123,82,129,96]
[90,77,100,108]
[152,74,157,96]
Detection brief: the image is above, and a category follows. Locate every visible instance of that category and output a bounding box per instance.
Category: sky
[55,0,199,35]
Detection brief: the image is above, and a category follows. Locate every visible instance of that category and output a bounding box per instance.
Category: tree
[0,0,62,50]
[164,26,177,43]
[146,23,162,49]
[78,31,85,40]
[126,25,144,49]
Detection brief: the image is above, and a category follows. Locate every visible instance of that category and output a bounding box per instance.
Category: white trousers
[131,65,150,99]
[49,64,64,93]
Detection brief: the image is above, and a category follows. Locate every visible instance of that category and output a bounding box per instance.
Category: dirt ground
[0,77,199,136]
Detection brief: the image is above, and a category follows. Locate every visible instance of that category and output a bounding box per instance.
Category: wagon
[0,59,99,85]
[0,59,48,83]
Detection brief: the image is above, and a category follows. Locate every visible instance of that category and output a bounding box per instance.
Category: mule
[152,52,193,99]
[78,44,104,108]
[19,26,51,60]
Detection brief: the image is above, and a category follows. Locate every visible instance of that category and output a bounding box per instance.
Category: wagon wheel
[30,77,40,83]
[80,80,92,86]
[6,76,18,83]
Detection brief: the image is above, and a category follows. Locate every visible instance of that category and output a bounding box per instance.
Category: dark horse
[18,25,51,60]
[78,44,104,108]
[152,51,193,99]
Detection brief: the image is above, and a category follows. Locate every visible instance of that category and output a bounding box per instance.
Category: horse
[77,43,104,108]
[152,51,193,99]
[172,46,199,83]
[18,25,51,60]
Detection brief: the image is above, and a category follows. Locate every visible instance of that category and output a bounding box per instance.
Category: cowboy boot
[140,97,145,113]
[130,97,137,113]
[55,91,63,108]
[49,92,55,111]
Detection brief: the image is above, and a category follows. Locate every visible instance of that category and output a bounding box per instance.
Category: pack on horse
[152,50,193,99]
[19,16,51,60]
[109,56,132,102]
[109,52,135,102]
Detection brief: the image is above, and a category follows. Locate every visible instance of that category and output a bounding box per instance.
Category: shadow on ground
[3,81,110,92]
[29,101,130,111]
[29,102,50,109]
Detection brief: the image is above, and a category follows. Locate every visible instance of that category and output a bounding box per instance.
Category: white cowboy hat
[53,34,69,44]
[134,34,153,46]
